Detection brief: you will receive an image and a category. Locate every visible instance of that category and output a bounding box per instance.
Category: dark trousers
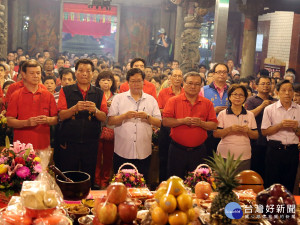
[250,143,266,181]
[113,153,151,182]
[158,125,171,182]
[265,141,299,192]
[55,141,99,186]
[167,140,207,179]
[204,132,220,160]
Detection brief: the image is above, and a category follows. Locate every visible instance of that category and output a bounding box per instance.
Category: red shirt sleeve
[5,83,17,105]
[6,90,19,118]
[100,96,108,114]
[119,82,129,93]
[49,93,58,116]
[157,91,164,109]
[205,100,218,123]
[162,96,175,118]
[57,89,67,111]
[151,85,158,101]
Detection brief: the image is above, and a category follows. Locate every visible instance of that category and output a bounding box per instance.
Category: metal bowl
[56,171,91,201]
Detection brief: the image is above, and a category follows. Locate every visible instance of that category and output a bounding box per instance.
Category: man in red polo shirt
[157,68,184,182]
[163,72,218,179]
[6,60,58,150]
[119,58,157,100]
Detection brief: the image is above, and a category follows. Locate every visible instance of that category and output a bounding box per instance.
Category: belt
[171,140,203,152]
[268,140,298,150]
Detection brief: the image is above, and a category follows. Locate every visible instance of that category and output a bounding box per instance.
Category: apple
[195,181,212,199]
[270,184,285,198]
[256,190,270,206]
[118,201,138,223]
[96,202,117,224]
[107,182,127,205]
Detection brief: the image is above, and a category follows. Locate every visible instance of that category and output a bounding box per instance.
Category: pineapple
[206,152,242,224]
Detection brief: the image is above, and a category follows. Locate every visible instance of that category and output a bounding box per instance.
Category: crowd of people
[0,48,299,194]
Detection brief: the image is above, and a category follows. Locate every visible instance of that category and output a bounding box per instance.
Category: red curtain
[63,20,111,38]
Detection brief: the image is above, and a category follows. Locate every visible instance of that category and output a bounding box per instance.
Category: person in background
[155,28,172,63]
[245,76,275,181]
[246,86,253,99]
[199,64,207,76]
[273,71,281,80]
[293,84,300,194]
[214,84,258,174]
[257,69,269,78]
[54,57,65,73]
[8,61,16,80]
[108,68,161,181]
[150,77,161,97]
[0,64,5,88]
[284,73,295,83]
[6,59,58,150]
[270,77,277,97]
[114,74,121,92]
[239,78,250,87]
[92,68,100,86]
[43,76,56,95]
[2,80,15,97]
[43,58,57,79]
[95,70,117,188]
[157,68,184,182]
[206,70,214,85]
[262,80,300,193]
[171,60,179,69]
[144,67,153,82]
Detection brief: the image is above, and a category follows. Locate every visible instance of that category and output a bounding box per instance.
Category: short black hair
[130,58,146,68]
[183,71,202,83]
[294,84,300,93]
[145,66,153,71]
[150,76,161,85]
[113,65,122,71]
[59,67,75,81]
[75,58,94,72]
[56,56,65,63]
[126,68,145,81]
[17,47,23,51]
[259,69,269,77]
[212,63,229,73]
[0,63,6,71]
[199,64,207,69]
[43,75,56,84]
[3,80,15,90]
[276,79,294,92]
[21,59,42,73]
[239,78,250,85]
[95,70,117,94]
[286,68,296,75]
[227,84,248,105]
[256,75,271,85]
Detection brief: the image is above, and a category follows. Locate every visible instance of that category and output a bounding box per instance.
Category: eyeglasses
[185,82,201,87]
[231,93,245,98]
[258,83,271,86]
[129,80,143,84]
[215,71,228,75]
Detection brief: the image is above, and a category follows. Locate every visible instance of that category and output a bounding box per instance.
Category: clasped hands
[230,124,249,133]
[182,117,203,127]
[281,119,298,130]
[124,111,148,120]
[26,115,49,127]
[74,101,97,113]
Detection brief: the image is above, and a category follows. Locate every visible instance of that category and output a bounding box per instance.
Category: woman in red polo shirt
[214,84,258,174]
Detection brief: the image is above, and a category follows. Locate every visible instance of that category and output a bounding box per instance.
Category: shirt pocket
[41,103,50,116]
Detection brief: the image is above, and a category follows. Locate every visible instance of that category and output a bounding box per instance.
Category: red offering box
[127,188,153,199]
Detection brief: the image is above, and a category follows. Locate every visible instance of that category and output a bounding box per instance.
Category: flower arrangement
[0,138,42,197]
[111,163,146,188]
[184,164,216,192]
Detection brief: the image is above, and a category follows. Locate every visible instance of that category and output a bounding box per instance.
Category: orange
[186,208,196,221]
[168,210,188,225]
[159,194,177,213]
[154,187,167,203]
[151,206,168,225]
[177,193,193,211]
[166,176,186,197]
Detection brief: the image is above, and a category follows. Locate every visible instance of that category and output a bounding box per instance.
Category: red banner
[63,3,117,15]
[62,20,111,38]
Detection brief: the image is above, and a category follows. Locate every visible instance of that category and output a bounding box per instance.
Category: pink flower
[12,140,26,155]
[34,164,42,173]
[16,166,30,178]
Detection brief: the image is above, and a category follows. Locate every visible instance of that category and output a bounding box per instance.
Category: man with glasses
[262,80,300,192]
[56,59,107,189]
[201,63,230,158]
[157,68,184,182]
[108,68,161,181]
[245,76,276,180]
[119,58,157,100]
[163,72,218,179]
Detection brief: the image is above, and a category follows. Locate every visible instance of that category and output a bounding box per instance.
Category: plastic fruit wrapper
[20,149,64,217]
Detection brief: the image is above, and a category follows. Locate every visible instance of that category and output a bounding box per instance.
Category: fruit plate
[127,188,153,200]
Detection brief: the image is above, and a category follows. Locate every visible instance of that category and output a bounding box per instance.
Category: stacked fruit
[151,176,197,225]
[256,184,297,225]
[93,182,138,225]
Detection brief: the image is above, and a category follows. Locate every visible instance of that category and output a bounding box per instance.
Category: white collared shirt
[261,101,300,145]
[108,91,161,159]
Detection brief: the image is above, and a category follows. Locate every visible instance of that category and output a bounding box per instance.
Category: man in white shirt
[262,80,300,192]
[108,68,161,180]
